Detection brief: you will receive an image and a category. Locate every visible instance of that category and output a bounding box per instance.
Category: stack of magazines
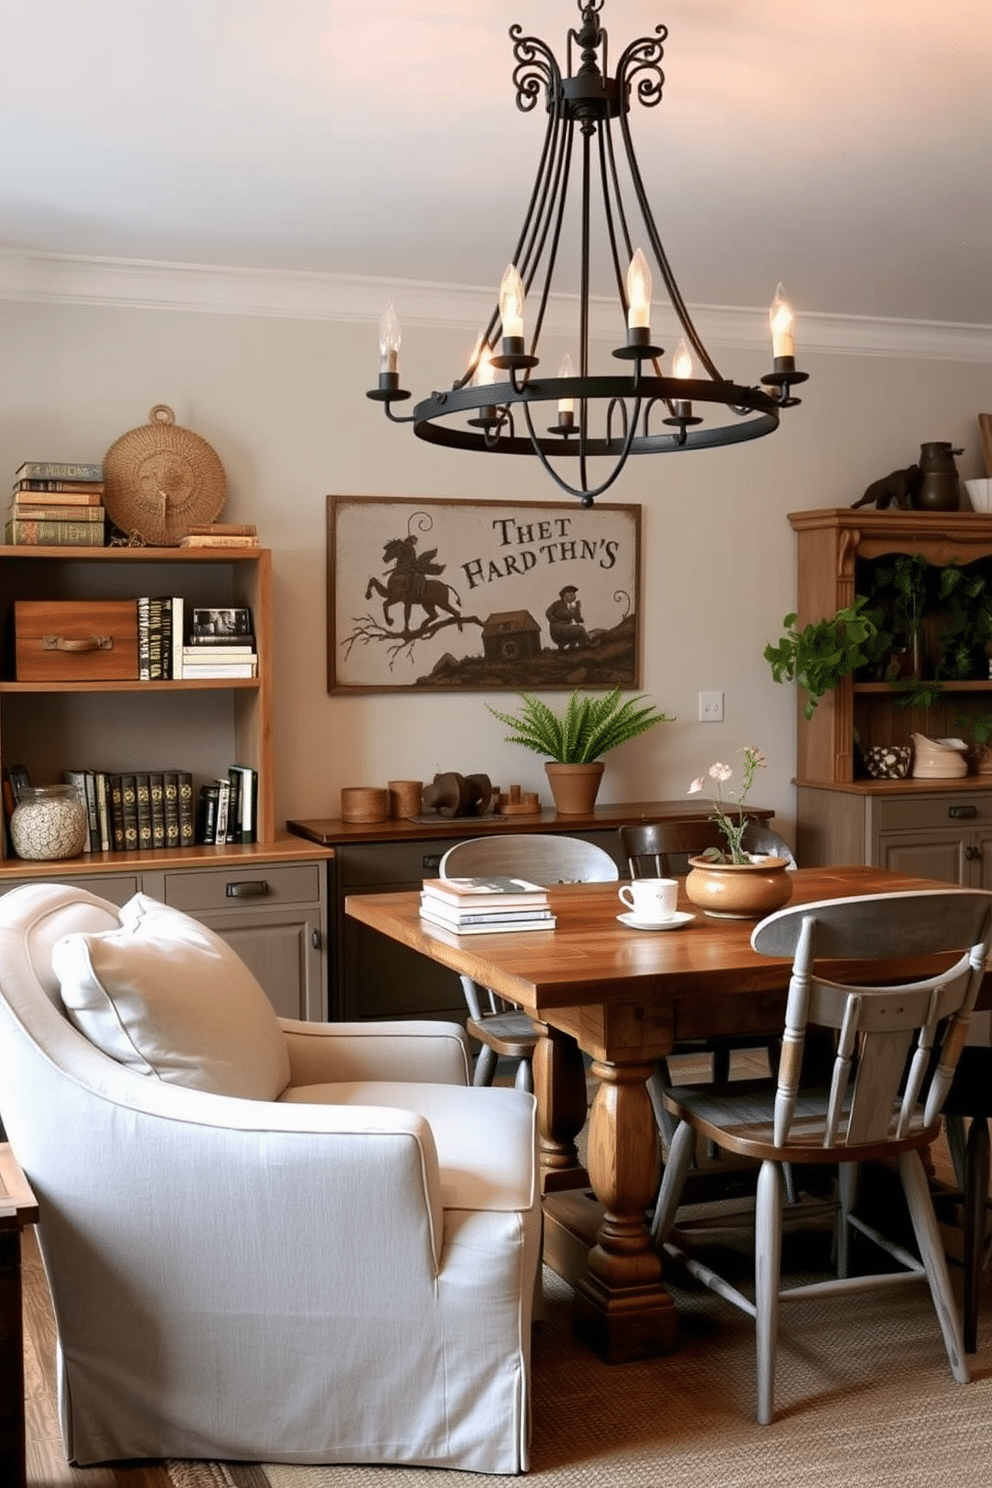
[419,876,556,935]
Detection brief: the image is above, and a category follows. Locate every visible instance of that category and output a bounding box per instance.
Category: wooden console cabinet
[288,801,773,1023]
[789,509,992,885]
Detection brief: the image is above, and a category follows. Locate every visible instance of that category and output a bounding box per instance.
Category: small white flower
[688,776,705,794]
[709,762,733,782]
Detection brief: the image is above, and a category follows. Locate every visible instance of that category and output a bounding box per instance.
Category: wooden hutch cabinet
[0,544,330,1020]
[789,508,992,890]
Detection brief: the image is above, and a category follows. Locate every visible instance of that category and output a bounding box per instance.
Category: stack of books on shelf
[195,766,258,844]
[178,523,259,549]
[6,461,106,546]
[419,876,556,935]
[181,607,257,678]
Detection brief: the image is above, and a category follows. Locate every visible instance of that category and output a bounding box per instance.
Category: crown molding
[0,248,989,364]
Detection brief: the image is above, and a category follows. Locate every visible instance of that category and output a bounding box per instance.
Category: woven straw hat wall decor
[103,404,227,546]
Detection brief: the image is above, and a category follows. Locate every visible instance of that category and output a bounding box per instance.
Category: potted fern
[488,687,673,814]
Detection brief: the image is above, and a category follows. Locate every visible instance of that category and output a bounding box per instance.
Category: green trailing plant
[764,597,889,720]
[932,560,992,681]
[487,687,673,764]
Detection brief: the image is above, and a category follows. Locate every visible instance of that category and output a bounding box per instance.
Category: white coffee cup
[618,877,679,922]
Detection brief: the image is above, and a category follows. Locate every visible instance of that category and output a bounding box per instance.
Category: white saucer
[617,910,694,931]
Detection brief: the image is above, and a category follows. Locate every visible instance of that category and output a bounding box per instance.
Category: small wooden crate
[14,600,139,681]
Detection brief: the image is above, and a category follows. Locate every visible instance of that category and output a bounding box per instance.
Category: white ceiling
[1,0,990,328]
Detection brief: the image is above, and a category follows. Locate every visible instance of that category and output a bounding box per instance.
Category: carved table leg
[573,1057,678,1363]
[532,1022,590,1194]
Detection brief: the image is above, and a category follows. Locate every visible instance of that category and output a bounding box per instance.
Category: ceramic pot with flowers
[683,747,794,920]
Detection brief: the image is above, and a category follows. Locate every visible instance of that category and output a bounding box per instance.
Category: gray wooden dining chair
[436,834,619,1090]
[652,887,992,1425]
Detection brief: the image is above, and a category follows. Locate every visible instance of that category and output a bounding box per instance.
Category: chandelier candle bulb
[672,337,693,418]
[626,249,652,330]
[557,355,575,413]
[770,283,795,363]
[499,264,525,342]
[378,303,400,374]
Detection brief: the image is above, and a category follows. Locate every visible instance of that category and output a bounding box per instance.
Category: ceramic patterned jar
[9,784,88,861]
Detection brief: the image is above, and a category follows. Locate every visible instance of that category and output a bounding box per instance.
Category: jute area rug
[166,1249,992,1488]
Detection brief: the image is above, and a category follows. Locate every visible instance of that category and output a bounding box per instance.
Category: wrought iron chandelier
[367,0,808,508]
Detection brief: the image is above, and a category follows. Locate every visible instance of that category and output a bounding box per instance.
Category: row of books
[195,767,258,844]
[418,875,556,935]
[60,764,258,851]
[6,461,106,547]
[62,768,195,852]
[138,602,257,680]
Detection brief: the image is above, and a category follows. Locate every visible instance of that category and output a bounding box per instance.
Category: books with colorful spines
[5,517,105,546]
[10,503,105,522]
[418,904,557,935]
[421,876,551,911]
[14,461,102,481]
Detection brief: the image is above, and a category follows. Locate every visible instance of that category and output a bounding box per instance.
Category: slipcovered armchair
[0,883,540,1474]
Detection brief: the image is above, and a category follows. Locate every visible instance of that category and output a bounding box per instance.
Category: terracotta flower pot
[544,761,605,815]
[684,854,793,920]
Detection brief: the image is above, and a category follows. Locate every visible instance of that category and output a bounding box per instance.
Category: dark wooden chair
[942,1045,992,1351]
[653,887,992,1424]
[436,835,619,1091]
[618,819,786,1115]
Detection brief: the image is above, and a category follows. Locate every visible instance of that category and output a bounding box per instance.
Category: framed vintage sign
[327,496,642,694]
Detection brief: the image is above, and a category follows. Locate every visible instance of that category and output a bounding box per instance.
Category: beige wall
[1,293,989,843]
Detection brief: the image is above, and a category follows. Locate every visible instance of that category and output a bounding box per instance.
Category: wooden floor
[22,1227,172,1488]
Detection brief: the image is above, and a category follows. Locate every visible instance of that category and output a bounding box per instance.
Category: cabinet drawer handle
[225,880,270,899]
[948,805,978,819]
[43,634,112,652]
[422,854,442,872]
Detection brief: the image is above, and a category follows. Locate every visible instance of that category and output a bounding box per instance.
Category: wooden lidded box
[15,600,139,681]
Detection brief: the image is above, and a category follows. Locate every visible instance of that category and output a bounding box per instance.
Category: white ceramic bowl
[965,478,992,512]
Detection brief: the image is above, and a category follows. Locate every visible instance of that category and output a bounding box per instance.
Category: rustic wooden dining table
[345,864,976,1364]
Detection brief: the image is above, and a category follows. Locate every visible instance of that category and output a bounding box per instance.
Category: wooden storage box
[15,599,139,681]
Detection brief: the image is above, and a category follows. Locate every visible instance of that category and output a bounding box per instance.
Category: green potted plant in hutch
[487,687,673,814]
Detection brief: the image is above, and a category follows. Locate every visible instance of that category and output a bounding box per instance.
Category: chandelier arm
[598,114,665,383]
[519,392,640,506]
[522,110,574,368]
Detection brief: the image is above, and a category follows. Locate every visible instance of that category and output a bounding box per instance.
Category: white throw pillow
[52,893,290,1099]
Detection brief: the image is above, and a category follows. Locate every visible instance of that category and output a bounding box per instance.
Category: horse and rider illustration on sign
[327,496,641,693]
